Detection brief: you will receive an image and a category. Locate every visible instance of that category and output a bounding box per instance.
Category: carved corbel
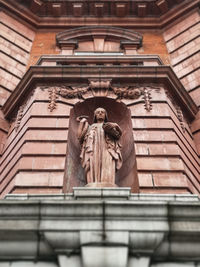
[89,79,111,97]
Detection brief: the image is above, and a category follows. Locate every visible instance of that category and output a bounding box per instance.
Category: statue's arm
[77,118,89,143]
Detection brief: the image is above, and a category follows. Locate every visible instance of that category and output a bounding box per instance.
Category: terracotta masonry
[0,1,200,266]
[163,10,200,155]
[0,11,35,106]
[0,0,199,197]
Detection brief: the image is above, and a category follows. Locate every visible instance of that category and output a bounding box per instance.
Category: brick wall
[28,32,59,67]
[138,32,170,65]
[0,11,35,107]
[28,31,169,66]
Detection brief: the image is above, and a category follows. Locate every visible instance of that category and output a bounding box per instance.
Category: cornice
[0,0,199,29]
[0,191,200,260]
[36,55,164,65]
[2,64,198,120]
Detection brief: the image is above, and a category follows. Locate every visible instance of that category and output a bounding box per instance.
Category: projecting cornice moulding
[0,0,199,29]
[2,64,198,120]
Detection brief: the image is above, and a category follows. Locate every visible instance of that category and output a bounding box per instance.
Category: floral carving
[48,87,59,112]
[142,87,152,111]
[41,83,160,112]
[59,86,89,99]
[111,86,142,99]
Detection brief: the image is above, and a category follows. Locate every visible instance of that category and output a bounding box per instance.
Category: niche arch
[64,97,139,193]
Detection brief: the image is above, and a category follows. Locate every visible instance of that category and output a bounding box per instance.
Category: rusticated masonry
[0,11,35,107]
[163,10,200,154]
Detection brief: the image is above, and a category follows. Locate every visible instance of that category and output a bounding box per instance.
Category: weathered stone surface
[0,189,199,266]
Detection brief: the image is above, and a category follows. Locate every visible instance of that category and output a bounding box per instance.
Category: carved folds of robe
[80,122,122,185]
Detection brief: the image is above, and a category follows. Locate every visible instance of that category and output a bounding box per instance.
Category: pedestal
[73,187,131,200]
[86,182,117,188]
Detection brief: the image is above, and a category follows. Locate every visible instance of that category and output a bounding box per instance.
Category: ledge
[5,190,200,202]
[0,190,200,261]
[0,0,199,29]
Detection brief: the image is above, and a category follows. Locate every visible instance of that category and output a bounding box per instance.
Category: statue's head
[93,107,108,123]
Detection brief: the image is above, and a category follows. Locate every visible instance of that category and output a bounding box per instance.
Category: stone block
[128,257,150,267]
[151,263,194,267]
[138,173,153,187]
[58,255,81,267]
[189,87,200,106]
[0,12,35,40]
[0,24,32,52]
[82,246,128,267]
[20,141,67,156]
[133,130,176,142]
[129,232,164,253]
[0,263,9,267]
[73,187,131,200]
[136,157,184,171]
[14,172,64,187]
[163,11,199,41]
[153,173,188,188]
[12,188,63,195]
[129,193,199,202]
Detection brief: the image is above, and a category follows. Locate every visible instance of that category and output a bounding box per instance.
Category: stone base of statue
[85,182,118,188]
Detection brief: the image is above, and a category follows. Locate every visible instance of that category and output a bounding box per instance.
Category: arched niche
[64,97,139,193]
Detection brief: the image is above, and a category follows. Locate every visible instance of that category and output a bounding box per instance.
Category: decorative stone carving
[15,90,36,131]
[15,104,25,131]
[77,107,122,187]
[111,86,142,100]
[59,86,89,99]
[89,79,111,97]
[142,87,152,111]
[176,106,186,133]
[165,90,186,133]
[42,83,160,112]
[48,87,59,112]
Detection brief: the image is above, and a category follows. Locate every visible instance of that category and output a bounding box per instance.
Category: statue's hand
[76,115,89,122]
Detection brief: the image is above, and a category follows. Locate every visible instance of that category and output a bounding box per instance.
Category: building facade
[0,0,200,266]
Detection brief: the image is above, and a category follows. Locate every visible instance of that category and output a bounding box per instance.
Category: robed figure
[77,108,122,187]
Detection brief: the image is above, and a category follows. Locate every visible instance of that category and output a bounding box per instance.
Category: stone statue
[77,107,122,187]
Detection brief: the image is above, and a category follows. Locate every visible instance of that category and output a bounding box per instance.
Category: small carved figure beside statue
[77,108,122,187]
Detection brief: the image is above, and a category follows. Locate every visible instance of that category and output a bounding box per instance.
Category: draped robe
[80,122,122,185]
